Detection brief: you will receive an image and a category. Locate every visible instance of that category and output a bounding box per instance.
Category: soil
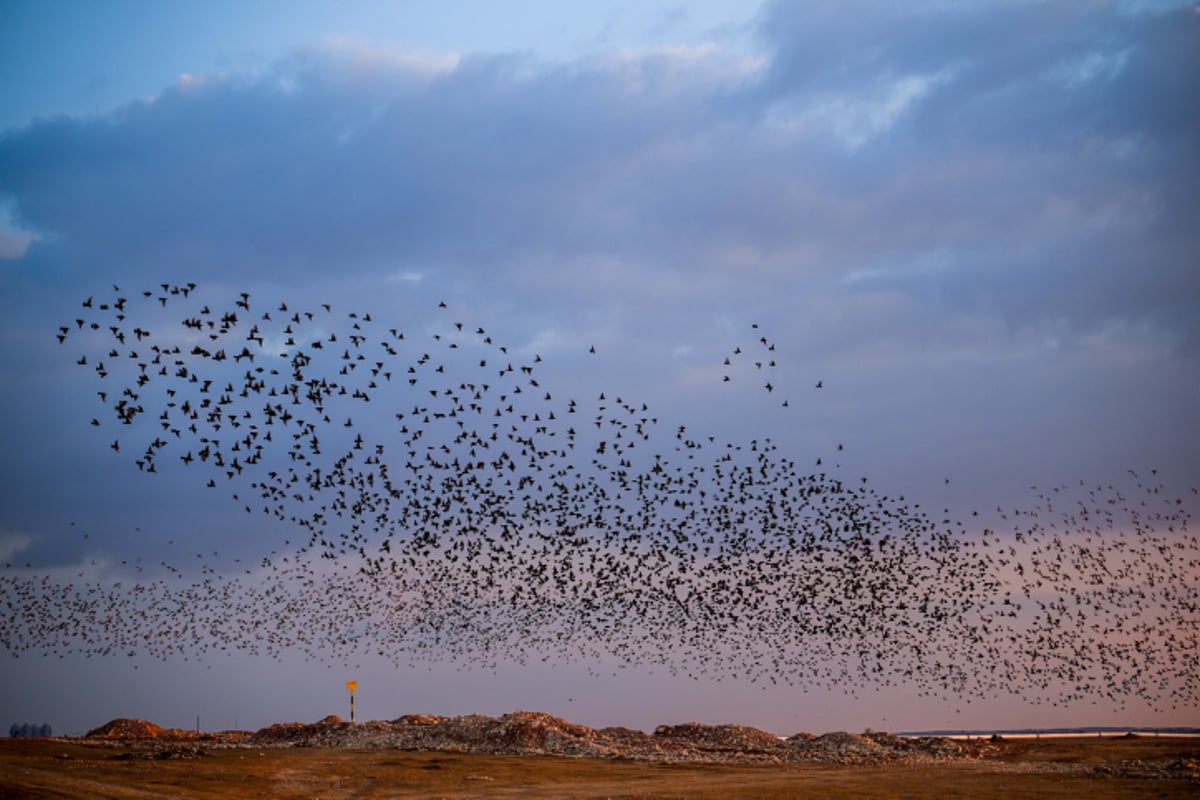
[1,713,1197,799]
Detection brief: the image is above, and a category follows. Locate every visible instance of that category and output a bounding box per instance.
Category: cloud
[0,227,35,260]
[0,44,746,288]
[765,67,955,149]
[0,531,34,562]
[752,0,1200,346]
[0,4,1196,358]
[0,202,37,259]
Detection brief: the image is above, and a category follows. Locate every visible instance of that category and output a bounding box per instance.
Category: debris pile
[236,712,978,764]
[79,712,989,764]
[85,719,166,739]
[61,713,1197,781]
[654,722,784,754]
[248,711,623,758]
[66,713,1197,780]
[785,731,971,765]
[1091,757,1200,781]
[113,745,210,761]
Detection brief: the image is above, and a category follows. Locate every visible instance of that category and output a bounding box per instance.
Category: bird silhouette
[0,282,1193,718]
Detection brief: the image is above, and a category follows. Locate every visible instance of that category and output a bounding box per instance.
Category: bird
[11,280,1193,719]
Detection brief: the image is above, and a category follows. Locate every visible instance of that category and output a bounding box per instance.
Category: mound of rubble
[786,731,967,765]
[243,711,985,765]
[83,718,254,746]
[1092,757,1200,781]
[250,711,619,758]
[63,713,1199,778]
[112,745,211,761]
[75,711,997,764]
[654,722,784,754]
[85,718,166,739]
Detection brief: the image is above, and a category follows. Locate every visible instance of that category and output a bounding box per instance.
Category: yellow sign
[346,680,357,692]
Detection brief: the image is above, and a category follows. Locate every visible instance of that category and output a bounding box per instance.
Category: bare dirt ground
[2,714,1197,799]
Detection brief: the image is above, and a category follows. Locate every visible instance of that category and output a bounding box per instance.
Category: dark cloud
[1,46,750,290]
[0,5,1195,541]
[2,7,1197,349]
[752,0,1200,345]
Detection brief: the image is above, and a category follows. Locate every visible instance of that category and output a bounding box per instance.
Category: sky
[1,0,1198,737]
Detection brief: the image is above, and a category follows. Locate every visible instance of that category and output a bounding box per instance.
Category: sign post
[346,680,358,724]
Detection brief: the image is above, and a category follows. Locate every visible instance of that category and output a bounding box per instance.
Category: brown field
[1,736,1197,799]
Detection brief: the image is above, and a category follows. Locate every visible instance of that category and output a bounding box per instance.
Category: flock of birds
[1,283,1197,711]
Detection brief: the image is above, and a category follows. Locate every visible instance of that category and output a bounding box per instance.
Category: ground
[1,734,1197,799]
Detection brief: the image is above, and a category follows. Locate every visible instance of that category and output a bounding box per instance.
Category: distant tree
[7,723,17,737]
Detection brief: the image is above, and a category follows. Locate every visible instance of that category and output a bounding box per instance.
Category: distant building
[8,723,51,737]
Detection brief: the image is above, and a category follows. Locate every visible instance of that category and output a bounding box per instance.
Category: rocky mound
[73,712,995,765]
[85,718,166,739]
[241,711,979,764]
[785,731,966,765]
[249,711,617,757]
[113,745,211,760]
[654,722,783,753]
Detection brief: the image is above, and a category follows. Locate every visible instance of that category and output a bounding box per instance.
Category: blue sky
[1,1,1198,736]
[0,0,757,130]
